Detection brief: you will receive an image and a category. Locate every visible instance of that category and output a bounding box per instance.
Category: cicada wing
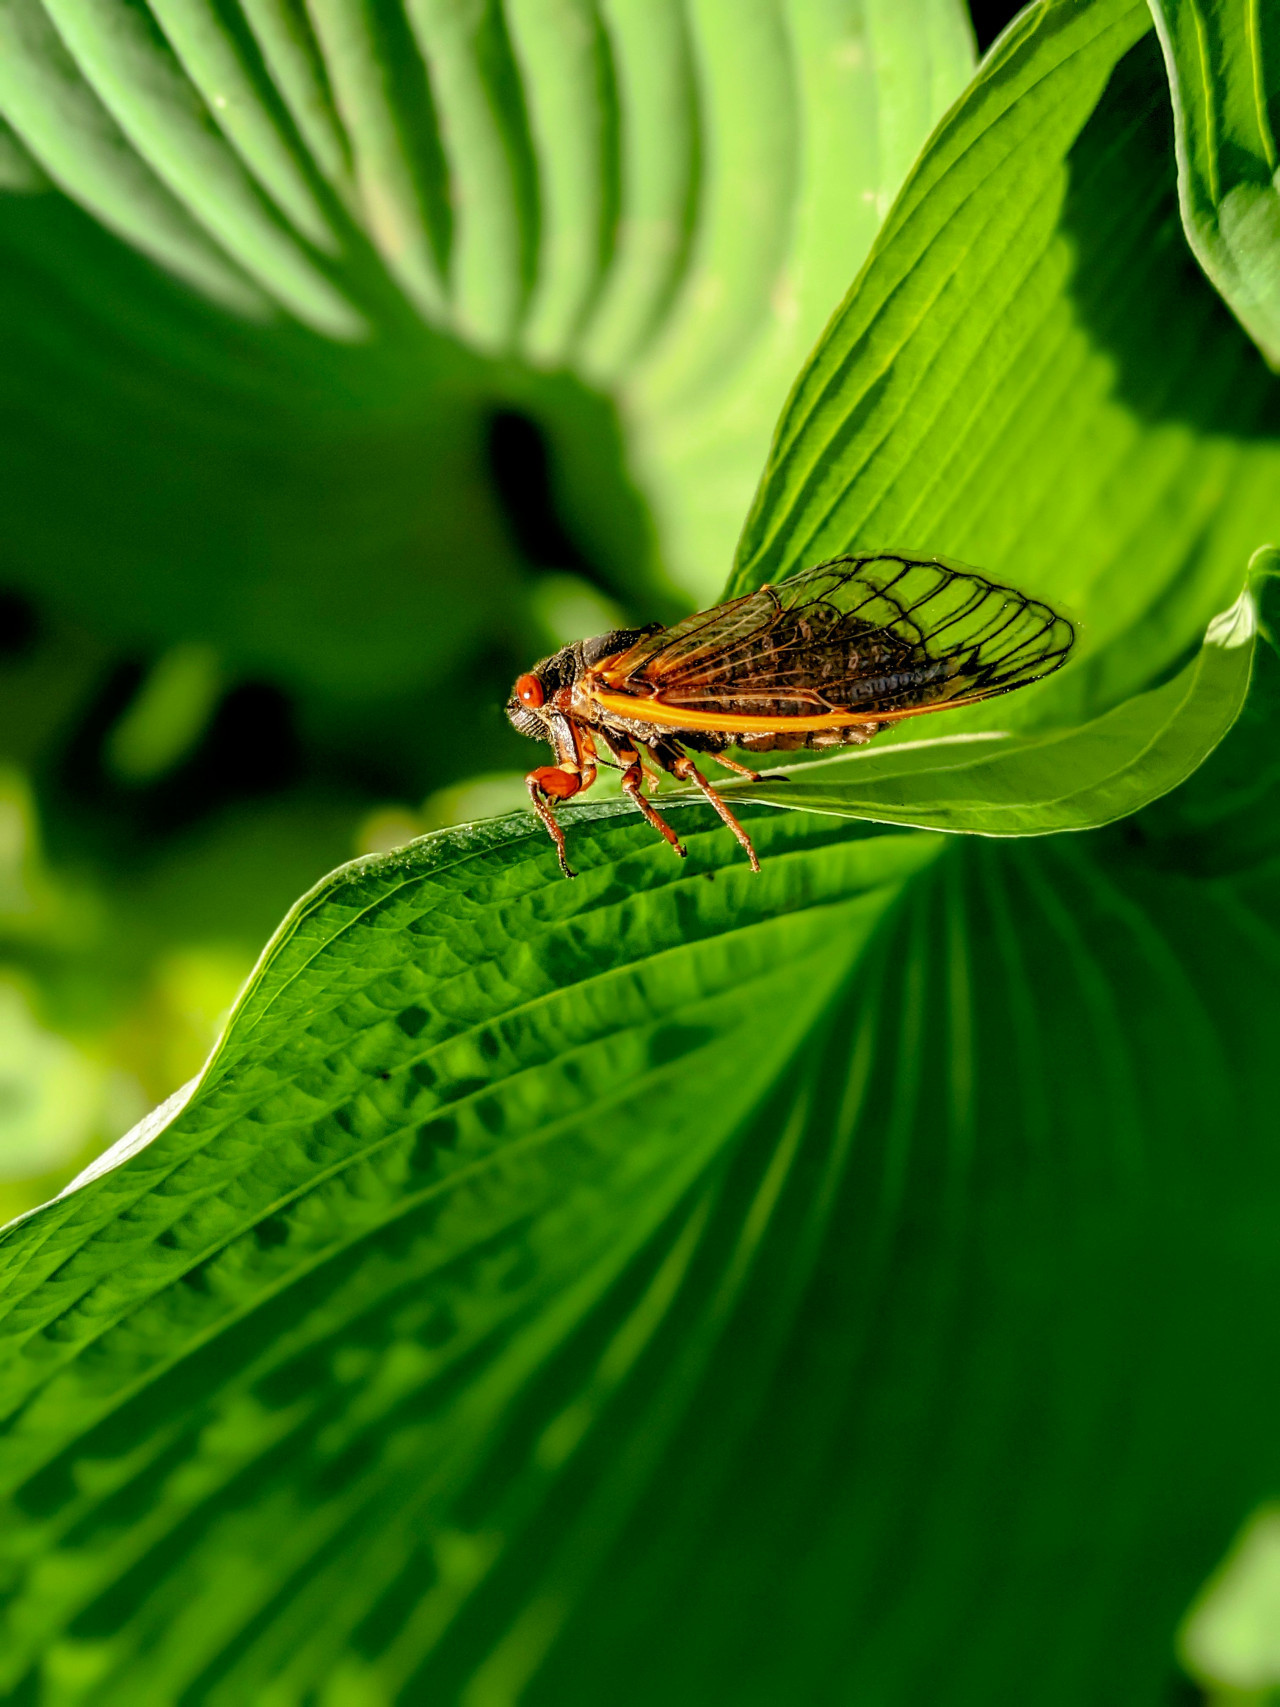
[595,586,783,686]
[595,554,1074,719]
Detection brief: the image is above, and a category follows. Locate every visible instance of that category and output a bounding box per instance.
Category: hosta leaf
[723,577,1256,834]
[0,0,271,311]
[1148,0,1280,367]
[730,0,1280,728]
[3,752,1280,1702]
[609,0,976,599]
[6,4,1280,1703]
[1137,564,1280,872]
[0,808,941,1702]
[37,0,364,335]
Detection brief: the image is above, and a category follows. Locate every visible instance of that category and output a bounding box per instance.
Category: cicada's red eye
[515,672,545,709]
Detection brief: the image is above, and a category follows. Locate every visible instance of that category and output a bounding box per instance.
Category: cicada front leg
[526,768,581,878]
[527,726,597,878]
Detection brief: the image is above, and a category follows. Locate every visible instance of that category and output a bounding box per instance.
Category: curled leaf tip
[1205,585,1257,650]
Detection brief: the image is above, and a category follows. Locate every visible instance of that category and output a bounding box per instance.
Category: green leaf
[721,578,1255,834]
[7,4,1280,1702]
[1148,0,1280,368]
[4,763,1280,1701]
[0,578,1270,1705]
[730,0,1280,727]
[1135,557,1280,871]
[613,0,977,601]
[0,808,941,1702]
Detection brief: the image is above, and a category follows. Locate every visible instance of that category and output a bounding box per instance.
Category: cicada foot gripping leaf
[505,555,1075,877]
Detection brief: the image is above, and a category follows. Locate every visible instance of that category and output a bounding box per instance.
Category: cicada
[507,553,1074,877]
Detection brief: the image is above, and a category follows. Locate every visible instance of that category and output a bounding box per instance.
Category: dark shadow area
[0,589,38,659]
[968,0,1026,53]
[487,408,596,577]
[1161,1673,1205,1706]
[1061,32,1280,440]
[55,664,302,848]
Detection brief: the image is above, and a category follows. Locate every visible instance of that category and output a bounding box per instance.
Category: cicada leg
[527,768,581,878]
[527,729,597,879]
[708,751,762,781]
[597,729,687,861]
[709,750,790,784]
[658,745,761,873]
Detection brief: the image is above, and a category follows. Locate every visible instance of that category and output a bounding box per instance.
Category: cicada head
[505,669,553,740]
[506,626,662,743]
[505,642,580,744]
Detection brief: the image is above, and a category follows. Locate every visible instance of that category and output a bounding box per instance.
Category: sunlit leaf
[1149,0,1280,367]
[731,0,1280,731]
[3,735,1280,1701]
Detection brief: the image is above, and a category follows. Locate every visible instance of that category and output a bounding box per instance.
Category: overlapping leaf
[1149,0,1280,367]
[1137,563,1280,871]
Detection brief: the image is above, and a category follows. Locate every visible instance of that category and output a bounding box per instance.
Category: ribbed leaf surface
[3,759,1280,1703]
[5,3,1280,1703]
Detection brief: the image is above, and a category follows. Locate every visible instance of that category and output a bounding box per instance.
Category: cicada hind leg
[652,740,761,874]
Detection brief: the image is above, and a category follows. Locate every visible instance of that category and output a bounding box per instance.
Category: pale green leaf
[1148,0,1280,366]
[0,0,975,640]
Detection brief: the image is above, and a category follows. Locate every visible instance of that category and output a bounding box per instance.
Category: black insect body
[506,553,1075,876]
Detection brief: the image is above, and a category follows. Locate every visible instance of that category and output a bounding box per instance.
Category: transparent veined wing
[592,555,1075,721]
